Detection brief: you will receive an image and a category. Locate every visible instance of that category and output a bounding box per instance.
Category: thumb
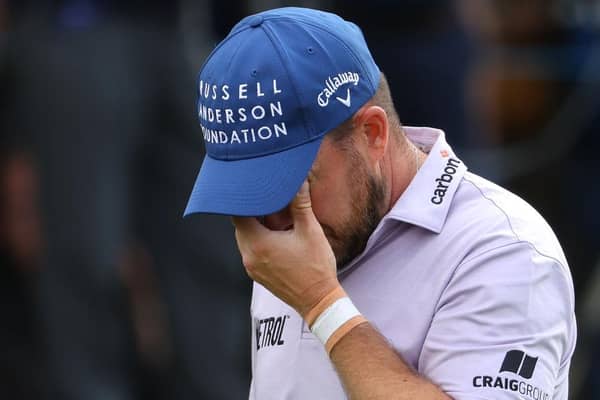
[290,180,318,228]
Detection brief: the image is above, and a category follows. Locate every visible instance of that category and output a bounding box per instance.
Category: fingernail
[299,180,309,194]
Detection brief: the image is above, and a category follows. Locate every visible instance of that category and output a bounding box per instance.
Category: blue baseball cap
[184,7,380,216]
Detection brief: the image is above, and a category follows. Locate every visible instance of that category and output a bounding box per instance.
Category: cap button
[247,15,264,28]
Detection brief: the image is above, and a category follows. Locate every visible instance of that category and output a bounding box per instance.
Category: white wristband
[310,297,361,345]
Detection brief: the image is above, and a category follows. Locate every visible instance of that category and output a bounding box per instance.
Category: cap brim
[184,136,324,217]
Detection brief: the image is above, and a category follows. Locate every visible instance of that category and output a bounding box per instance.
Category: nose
[262,207,293,231]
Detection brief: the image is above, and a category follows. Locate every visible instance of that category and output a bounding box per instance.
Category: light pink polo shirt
[249,127,576,400]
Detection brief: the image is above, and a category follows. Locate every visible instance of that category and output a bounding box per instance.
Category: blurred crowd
[0,0,599,399]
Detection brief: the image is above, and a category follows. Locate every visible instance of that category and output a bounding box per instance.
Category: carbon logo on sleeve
[472,349,550,400]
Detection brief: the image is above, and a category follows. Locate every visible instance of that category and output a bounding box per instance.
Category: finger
[290,180,319,230]
[231,217,267,261]
[231,216,266,237]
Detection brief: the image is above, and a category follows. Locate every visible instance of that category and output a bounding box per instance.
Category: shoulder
[445,171,568,269]
[435,171,576,342]
[431,172,577,363]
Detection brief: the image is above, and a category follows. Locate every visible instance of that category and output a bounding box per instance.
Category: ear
[353,105,389,166]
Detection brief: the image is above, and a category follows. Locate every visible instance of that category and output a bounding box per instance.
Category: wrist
[296,278,341,318]
[303,286,368,354]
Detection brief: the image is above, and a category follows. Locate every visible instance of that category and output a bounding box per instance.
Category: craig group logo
[472,350,549,400]
[500,350,538,379]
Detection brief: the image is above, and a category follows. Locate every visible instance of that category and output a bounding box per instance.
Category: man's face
[263,135,386,268]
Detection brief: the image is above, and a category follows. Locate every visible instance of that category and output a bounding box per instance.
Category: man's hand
[232,181,340,317]
[234,181,452,400]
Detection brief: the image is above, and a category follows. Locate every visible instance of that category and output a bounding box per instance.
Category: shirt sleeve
[419,241,576,400]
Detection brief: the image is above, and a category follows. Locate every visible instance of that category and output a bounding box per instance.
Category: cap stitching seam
[263,15,377,90]
[261,21,313,141]
[215,136,325,161]
[219,28,255,159]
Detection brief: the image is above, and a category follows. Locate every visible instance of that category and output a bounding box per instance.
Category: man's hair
[328,72,404,147]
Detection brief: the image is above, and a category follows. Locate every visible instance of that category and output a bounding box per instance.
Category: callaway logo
[317,72,360,108]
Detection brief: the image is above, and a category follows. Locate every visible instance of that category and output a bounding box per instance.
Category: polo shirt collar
[338,127,467,275]
[385,126,467,233]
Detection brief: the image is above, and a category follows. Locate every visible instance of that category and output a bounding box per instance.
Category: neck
[384,136,424,213]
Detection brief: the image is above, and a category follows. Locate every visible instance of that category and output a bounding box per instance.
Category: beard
[323,159,386,269]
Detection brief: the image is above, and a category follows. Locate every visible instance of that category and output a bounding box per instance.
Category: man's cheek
[324,234,343,259]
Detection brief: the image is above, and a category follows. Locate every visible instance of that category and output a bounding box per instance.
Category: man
[184,7,576,399]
